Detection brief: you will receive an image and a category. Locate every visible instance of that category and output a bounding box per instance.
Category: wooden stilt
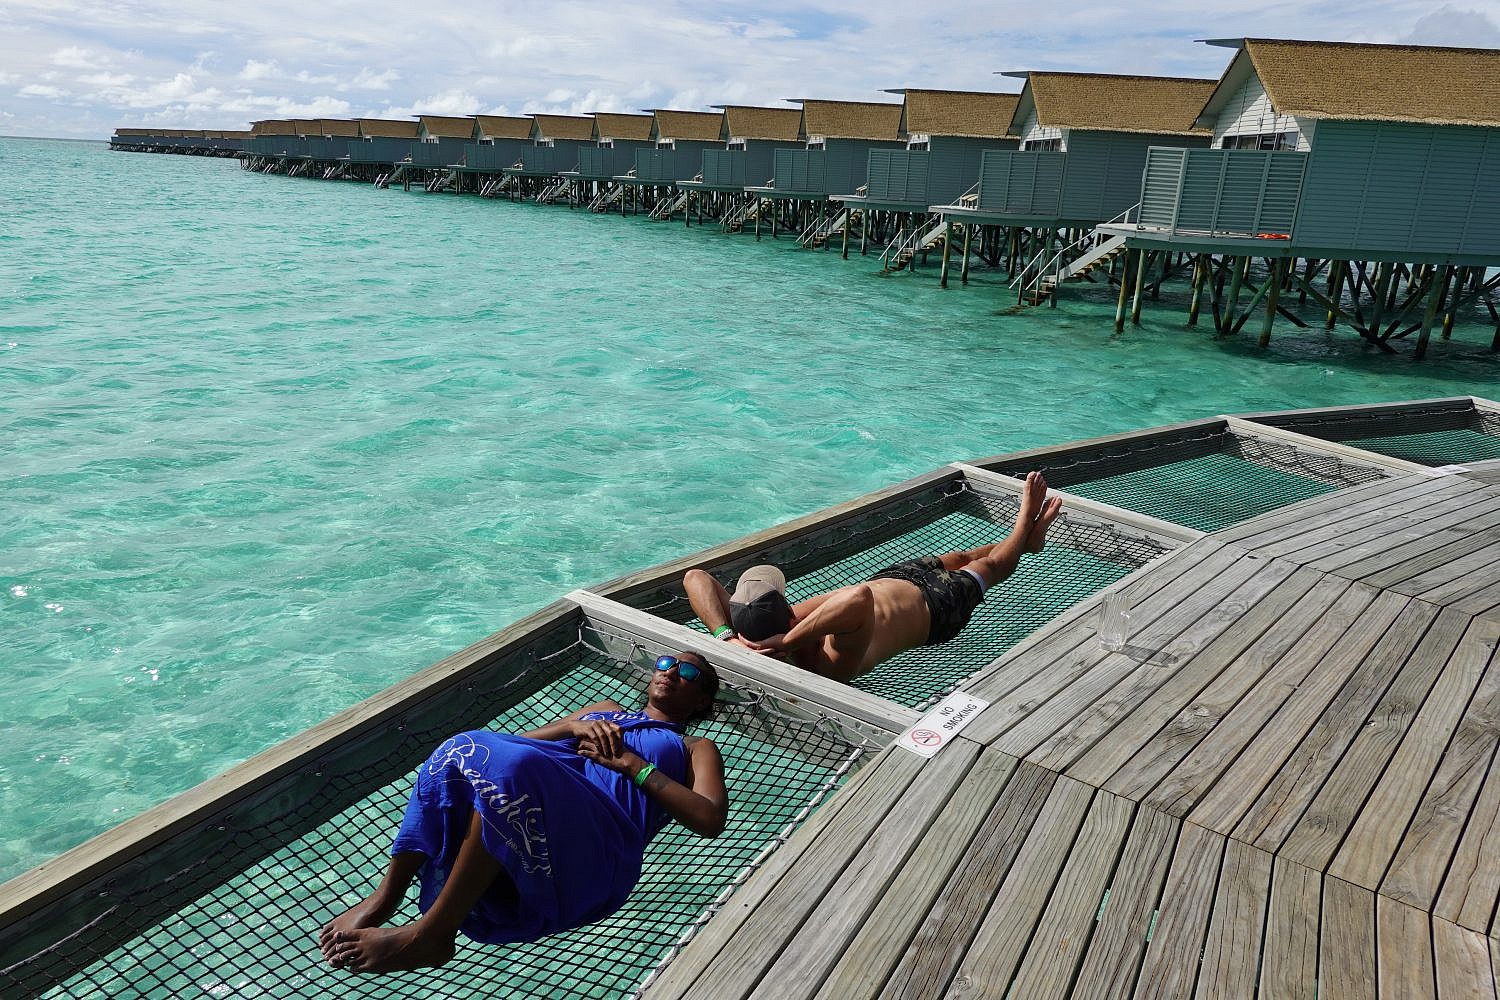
[939,220,953,288]
[1415,265,1447,360]
[1187,253,1206,326]
[842,210,851,259]
[1441,266,1460,339]
[1131,250,1148,325]
[1325,260,1345,329]
[1114,248,1134,333]
[860,209,868,255]
[960,225,972,285]
[1226,255,1248,321]
[1260,258,1286,348]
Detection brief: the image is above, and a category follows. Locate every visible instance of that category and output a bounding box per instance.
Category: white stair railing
[1010,203,1140,303]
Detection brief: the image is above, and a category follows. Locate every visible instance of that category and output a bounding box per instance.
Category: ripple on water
[1,135,1497,879]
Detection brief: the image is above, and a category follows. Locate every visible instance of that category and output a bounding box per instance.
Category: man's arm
[767,584,873,652]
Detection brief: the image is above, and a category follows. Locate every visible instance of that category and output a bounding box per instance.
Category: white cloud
[77,72,136,87]
[51,46,98,69]
[346,67,399,90]
[381,88,481,117]
[1404,5,1500,47]
[20,84,70,99]
[0,72,18,86]
[238,58,280,81]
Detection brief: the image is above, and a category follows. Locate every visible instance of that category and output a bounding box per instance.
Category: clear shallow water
[1,136,1496,880]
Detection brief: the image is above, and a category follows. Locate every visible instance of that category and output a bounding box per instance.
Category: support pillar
[1415,265,1448,361]
[1187,254,1206,326]
[1325,260,1345,330]
[1115,248,1135,333]
[1130,249,1148,326]
[939,220,953,288]
[1260,257,1286,348]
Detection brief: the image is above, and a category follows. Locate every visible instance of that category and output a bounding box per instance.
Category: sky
[2,1,1499,139]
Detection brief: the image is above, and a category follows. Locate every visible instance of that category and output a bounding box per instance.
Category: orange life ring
[1254,232,1291,240]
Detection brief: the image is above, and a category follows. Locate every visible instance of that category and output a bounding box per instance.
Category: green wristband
[633,763,657,788]
[711,625,735,640]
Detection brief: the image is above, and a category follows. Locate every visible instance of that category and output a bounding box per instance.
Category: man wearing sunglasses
[320,651,727,974]
[683,471,1061,683]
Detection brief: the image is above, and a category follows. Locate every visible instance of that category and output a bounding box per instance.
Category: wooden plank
[1101,572,1347,803]
[970,545,1254,751]
[1232,396,1478,428]
[1072,807,1181,1000]
[954,464,1206,546]
[1320,877,1378,1000]
[1211,474,1445,549]
[1332,612,1496,892]
[1142,585,1388,821]
[1029,558,1302,776]
[1403,542,1500,606]
[1347,517,1500,592]
[1233,599,1440,852]
[1259,855,1322,1000]
[1192,839,1274,1000]
[1257,481,1490,570]
[645,746,926,1000]
[876,762,1058,1000]
[1307,492,1500,578]
[1224,415,1429,474]
[1131,822,1227,1000]
[1434,684,1500,933]
[1281,607,1470,874]
[809,749,1019,1000]
[1382,617,1500,913]
[1433,917,1498,1000]
[684,739,982,1000]
[962,541,1224,717]
[1240,477,1487,563]
[1008,792,1136,1000]
[994,551,1271,760]
[966,417,1228,475]
[1377,895,1437,1000]
[940,777,1097,999]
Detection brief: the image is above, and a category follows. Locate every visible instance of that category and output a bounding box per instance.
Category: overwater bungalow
[932,71,1214,298]
[344,117,420,184]
[1099,38,1500,357]
[399,115,476,191]
[454,115,534,197]
[243,120,303,172]
[8,396,1500,999]
[612,109,724,220]
[500,113,595,199]
[743,98,903,241]
[566,112,654,210]
[829,88,1019,263]
[676,105,803,229]
[290,119,360,178]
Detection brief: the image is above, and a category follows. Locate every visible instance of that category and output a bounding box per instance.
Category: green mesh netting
[634,486,1169,709]
[15,642,866,1000]
[988,429,1390,534]
[1064,451,1337,533]
[1335,429,1500,467]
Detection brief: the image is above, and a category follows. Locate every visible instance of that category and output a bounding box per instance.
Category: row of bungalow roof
[115,39,1500,260]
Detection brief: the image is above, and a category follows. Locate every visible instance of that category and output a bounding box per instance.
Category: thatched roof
[1020,72,1216,135]
[1214,38,1500,128]
[418,115,474,139]
[798,100,902,141]
[473,115,532,140]
[592,112,653,142]
[650,109,724,142]
[357,118,420,138]
[317,119,360,137]
[221,130,251,139]
[288,118,321,136]
[114,127,151,135]
[896,89,1019,138]
[530,114,594,141]
[250,120,296,136]
[721,105,802,141]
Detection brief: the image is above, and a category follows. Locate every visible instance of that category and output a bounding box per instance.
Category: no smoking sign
[897,691,989,758]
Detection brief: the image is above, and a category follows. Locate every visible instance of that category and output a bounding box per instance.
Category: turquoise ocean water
[1,135,1496,882]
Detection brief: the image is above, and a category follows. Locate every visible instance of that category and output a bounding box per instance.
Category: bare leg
[938,472,1062,586]
[684,569,733,634]
[327,809,505,974]
[318,851,424,961]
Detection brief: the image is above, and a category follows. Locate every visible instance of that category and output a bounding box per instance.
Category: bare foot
[326,924,457,974]
[1024,497,1063,554]
[319,892,402,962]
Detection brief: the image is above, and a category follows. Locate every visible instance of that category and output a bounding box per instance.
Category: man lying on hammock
[319,650,728,974]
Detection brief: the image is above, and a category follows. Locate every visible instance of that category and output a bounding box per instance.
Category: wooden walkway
[643,465,1500,999]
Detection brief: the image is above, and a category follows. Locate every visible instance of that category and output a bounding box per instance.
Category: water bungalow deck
[641,413,1500,999]
[5,398,1500,999]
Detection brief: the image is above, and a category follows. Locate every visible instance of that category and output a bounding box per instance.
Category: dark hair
[680,651,720,725]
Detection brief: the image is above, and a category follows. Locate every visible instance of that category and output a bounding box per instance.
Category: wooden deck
[643,465,1500,999]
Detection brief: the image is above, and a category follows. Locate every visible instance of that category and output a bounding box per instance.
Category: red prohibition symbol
[911,728,942,747]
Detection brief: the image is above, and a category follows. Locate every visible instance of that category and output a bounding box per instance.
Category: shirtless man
[683,471,1062,683]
